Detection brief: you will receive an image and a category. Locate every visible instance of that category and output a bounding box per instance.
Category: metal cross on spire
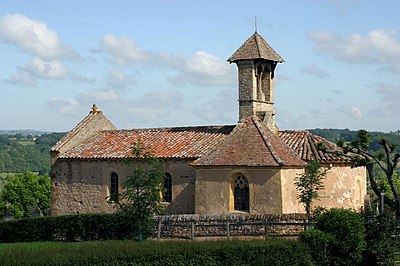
[254,15,258,33]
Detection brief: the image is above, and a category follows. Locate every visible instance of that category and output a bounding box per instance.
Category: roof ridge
[51,112,98,151]
[254,33,262,58]
[252,117,284,165]
[102,125,236,133]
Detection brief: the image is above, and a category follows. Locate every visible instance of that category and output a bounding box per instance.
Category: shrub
[315,208,366,265]
[301,208,366,266]
[363,208,399,266]
[300,229,334,265]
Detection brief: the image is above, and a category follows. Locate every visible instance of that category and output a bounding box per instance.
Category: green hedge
[0,239,315,266]
[0,212,147,243]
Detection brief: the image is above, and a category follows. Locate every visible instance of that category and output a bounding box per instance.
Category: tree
[0,172,51,219]
[321,130,400,217]
[118,141,165,241]
[295,159,327,224]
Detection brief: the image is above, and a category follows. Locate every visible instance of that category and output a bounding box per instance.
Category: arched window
[233,174,249,211]
[110,172,119,201]
[163,173,172,203]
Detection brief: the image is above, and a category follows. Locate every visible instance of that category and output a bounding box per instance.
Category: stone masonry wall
[51,158,196,215]
[152,213,308,240]
[195,167,283,214]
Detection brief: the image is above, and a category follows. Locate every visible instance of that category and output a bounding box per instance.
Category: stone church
[50,32,366,216]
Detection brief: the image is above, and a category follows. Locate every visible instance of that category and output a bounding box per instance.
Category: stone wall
[195,167,283,214]
[51,158,196,215]
[152,213,308,240]
[315,164,366,210]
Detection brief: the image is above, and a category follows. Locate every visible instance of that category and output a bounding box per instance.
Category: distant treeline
[308,128,400,152]
[0,132,65,175]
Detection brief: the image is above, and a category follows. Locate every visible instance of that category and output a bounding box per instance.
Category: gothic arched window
[110,172,119,201]
[233,174,249,211]
[163,173,172,203]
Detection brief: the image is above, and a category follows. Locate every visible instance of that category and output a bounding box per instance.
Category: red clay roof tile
[193,117,305,167]
[60,125,235,159]
[278,130,352,163]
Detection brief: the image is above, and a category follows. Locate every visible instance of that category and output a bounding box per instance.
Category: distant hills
[307,128,400,152]
[0,132,65,176]
[0,130,48,136]
[0,128,399,176]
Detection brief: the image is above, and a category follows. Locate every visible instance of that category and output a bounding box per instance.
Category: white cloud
[308,29,400,71]
[168,50,235,87]
[106,69,135,89]
[300,64,330,79]
[81,89,119,102]
[349,106,363,119]
[368,83,400,118]
[20,57,68,79]
[0,13,78,59]
[4,74,37,87]
[376,83,400,102]
[100,34,151,65]
[100,34,235,87]
[47,97,80,116]
[194,89,236,123]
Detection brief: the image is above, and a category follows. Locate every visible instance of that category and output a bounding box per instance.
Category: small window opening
[163,173,172,203]
[234,174,249,211]
[110,172,119,201]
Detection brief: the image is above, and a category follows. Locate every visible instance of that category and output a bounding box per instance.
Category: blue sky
[0,0,399,132]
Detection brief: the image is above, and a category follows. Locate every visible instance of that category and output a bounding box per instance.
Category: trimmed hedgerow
[0,239,315,266]
[0,212,147,243]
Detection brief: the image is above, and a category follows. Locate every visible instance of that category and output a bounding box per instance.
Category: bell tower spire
[228,32,284,132]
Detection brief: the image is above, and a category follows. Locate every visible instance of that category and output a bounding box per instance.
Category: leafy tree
[118,141,165,241]
[320,130,400,217]
[363,208,398,266]
[295,159,327,224]
[0,172,51,219]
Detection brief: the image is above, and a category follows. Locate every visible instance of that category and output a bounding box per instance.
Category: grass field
[0,239,313,266]
[17,140,35,146]
[0,173,16,179]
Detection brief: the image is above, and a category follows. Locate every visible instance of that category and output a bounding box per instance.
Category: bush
[0,212,147,243]
[301,208,366,266]
[363,208,399,266]
[300,229,334,265]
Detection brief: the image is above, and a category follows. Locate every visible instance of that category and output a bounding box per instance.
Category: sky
[0,0,400,133]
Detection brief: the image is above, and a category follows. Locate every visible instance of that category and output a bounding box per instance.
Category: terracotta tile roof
[228,32,284,63]
[51,107,116,152]
[59,125,235,159]
[193,117,305,167]
[278,130,352,164]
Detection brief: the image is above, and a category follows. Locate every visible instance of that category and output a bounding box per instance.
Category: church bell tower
[228,32,284,132]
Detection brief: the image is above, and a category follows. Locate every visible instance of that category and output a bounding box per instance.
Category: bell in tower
[228,32,284,132]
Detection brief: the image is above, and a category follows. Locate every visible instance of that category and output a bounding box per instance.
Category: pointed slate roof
[228,32,284,63]
[192,117,305,167]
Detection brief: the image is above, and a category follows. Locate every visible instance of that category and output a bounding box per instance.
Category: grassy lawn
[0,239,313,266]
